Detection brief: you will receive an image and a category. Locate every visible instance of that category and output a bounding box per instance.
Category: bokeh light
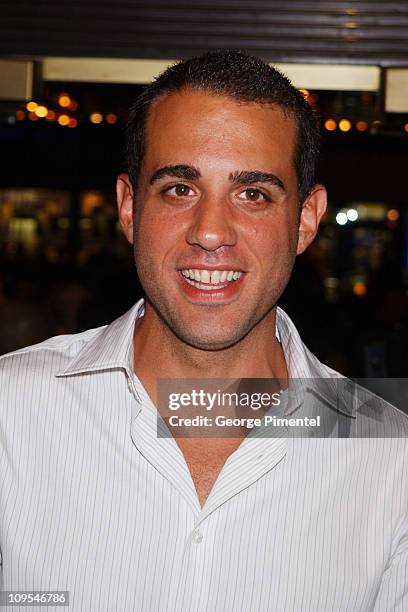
[387,209,400,222]
[324,119,337,131]
[336,212,348,225]
[57,114,70,126]
[26,101,37,112]
[106,113,118,125]
[339,119,352,132]
[90,112,103,124]
[353,282,367,297]
[58,94,71,108]
[35,105,48,118]
[356,121,368,132]
[347,208,358,222]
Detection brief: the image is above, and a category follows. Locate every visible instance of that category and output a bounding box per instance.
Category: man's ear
[296,184,327,255]
[116,173,134,244]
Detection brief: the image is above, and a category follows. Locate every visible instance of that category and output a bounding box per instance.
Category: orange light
[26,101,37,112]
[387,209,400,222]
[90,112,103,124]
[404,123,408,133]
[28,111,39,121]
[58,94,71,108]
[35,105,48,118]
[106,113,118,124]
[353,281,367,297]
[339,118,352,132]
[324,119,337,131]
[68,118,78,128]
[46,110,56,121]
[356,120,368,132]
[68,99,78,111]
[58,114,70,126]
[299,88,309,100]
[15,110,25,120]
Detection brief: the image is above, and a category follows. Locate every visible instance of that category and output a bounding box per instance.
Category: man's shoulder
[274,308,408,437]
[307,349,408,437]
[0,299,142,393]
[0,325,106,378]
[351,378,408,437]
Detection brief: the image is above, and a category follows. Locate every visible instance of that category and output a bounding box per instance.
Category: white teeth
[187,280,228,291]
[200,270,210,283]
[180,269,243,286]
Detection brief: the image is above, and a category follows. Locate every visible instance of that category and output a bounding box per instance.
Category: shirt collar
[276,307,357,419]
[56,299,145,378]
[55,299,356,419]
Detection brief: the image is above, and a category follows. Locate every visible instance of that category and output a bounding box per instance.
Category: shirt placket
[128,373,288,611]
[172,435,287,611]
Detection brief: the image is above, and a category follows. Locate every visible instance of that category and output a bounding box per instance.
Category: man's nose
[185,195,237,251]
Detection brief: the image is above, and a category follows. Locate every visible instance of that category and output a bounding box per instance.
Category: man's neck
[132,303,288,404]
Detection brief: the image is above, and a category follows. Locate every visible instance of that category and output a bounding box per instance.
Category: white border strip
[43,57,381,91]
[0,59,33,101]
[275,63,380,92]
[385,69,408,112]
[43,57,177,84]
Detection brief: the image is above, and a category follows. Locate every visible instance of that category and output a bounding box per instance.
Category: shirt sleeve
[372,516,408,611]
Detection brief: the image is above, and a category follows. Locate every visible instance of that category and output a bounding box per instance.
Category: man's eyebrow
[149,165,201,185]
[229,170,286,193]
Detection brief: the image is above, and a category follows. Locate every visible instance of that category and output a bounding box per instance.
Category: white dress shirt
[0,299,407,611]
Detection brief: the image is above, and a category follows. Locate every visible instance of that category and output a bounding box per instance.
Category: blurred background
[1,0,408,376]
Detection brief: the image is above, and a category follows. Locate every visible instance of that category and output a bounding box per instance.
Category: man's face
[119,88,325,350]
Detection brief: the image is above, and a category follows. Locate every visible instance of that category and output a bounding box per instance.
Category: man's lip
[177,268,246,301]
[177,266,246,272]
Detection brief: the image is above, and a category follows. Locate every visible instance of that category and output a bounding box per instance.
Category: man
[1,51,407,611]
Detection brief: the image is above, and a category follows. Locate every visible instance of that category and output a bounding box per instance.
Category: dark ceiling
[2,1,408,66]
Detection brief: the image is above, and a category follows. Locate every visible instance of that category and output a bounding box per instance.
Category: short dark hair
[126,50,320,204]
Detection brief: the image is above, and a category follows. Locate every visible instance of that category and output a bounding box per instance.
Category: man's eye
[238,188,270,203]
[164,184,194,197]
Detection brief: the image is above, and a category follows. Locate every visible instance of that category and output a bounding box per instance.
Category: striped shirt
[1,299,407,611]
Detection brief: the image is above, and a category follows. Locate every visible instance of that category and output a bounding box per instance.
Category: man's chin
[170,324,251,352]
[145,297,259,351]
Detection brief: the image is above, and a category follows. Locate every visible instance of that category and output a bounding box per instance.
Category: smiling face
[118,88,326,351]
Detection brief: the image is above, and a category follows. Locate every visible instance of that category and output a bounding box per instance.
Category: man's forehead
[146,87,293,129]
[139,87,298,188]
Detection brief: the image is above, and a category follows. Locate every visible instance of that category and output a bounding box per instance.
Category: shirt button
[192,527,203,544]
